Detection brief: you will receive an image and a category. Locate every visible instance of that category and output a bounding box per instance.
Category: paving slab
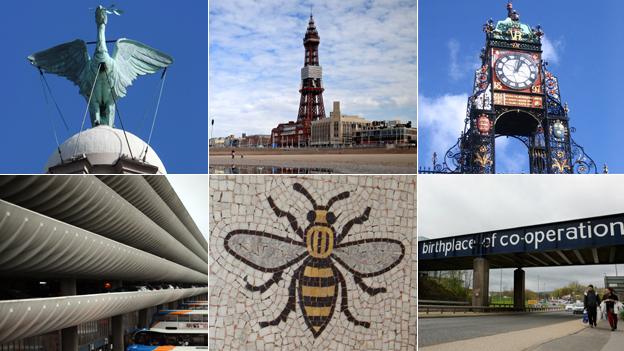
[420,319,585,351]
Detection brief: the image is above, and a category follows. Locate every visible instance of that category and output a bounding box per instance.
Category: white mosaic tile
[210,176,416,350]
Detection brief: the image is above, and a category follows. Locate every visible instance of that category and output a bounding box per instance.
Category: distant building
[354,120,417,146]
[272,121,305,148]
[605,276,624,296]
[210,134,271,148]
[209,137,226,148]
[239,134,271,148]
[311,101,370,147]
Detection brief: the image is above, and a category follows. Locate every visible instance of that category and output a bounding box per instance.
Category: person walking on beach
[584,284,600,328]
[602,287,619,331]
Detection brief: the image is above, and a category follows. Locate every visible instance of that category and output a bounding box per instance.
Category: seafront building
[354,120,417,146]
[310,101,371,147]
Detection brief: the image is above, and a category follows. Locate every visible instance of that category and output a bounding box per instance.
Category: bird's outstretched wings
[111,38,173,98]
[28,39,91,95]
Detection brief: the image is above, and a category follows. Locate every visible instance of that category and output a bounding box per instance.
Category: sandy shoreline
[209,154,416,174]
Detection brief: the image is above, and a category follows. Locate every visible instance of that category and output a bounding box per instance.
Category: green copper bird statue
[28,5,173,128]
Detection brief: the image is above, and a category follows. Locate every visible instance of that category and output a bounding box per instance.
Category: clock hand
[514,60,522,73]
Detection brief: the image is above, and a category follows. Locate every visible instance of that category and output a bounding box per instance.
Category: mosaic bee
[224,183,405,337]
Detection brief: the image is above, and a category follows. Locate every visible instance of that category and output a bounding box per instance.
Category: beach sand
[209,153,416,174]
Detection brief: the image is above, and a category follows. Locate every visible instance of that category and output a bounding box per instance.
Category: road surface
[419,312,577,346]
[420,311,624,351]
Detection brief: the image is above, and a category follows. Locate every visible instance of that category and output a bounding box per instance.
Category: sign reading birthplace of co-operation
[420,213,624,260]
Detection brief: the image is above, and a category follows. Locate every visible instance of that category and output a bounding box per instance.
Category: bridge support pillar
[472,257,489,307]
[60,279,78,351]
[514,268,525,311]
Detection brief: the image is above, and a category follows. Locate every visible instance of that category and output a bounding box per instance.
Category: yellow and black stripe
[298,261,338,337]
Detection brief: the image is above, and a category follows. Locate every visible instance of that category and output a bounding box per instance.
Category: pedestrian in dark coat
[584,284,600,327]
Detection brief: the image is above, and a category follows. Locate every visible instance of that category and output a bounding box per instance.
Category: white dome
[46,126,167,174]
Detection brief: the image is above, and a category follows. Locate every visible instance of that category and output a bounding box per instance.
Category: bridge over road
[419,213,624,307]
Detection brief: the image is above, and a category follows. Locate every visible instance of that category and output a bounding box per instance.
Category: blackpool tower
[272,15,326,147]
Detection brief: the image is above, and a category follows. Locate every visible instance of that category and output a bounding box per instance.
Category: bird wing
[28,39,91,95]
[111,38,173,98]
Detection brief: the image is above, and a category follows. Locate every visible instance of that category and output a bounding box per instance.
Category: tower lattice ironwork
[297,14,326,145]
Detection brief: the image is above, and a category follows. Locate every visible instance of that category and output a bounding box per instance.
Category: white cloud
[541,35,563,65]
[209,0,417,137]
[418,94,467,164]
[448,39,462,80]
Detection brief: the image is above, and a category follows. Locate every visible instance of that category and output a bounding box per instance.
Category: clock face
[494,53,539,90]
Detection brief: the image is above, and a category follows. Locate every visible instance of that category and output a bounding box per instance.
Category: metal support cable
[143,68,168,162]
[138,70,165,138]
[104,69,134,160]
[38,68,70,131]
[38,73,62,159]
[73,63,102,158]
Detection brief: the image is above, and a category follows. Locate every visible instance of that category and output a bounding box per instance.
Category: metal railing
[419,305,564,315]
[419,300,470,306]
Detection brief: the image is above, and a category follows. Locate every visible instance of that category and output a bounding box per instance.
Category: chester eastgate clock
[426,1,596,175]
[494,52,538,90]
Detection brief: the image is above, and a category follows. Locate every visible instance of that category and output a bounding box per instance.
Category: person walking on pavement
[584,284,600,328]
[602,287,619,331]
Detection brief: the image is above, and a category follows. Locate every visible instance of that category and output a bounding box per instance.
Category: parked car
[571,303,585,314]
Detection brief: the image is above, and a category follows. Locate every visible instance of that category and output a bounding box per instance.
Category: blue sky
[419,0,624,173]
[0,1,207,173]
[209,0,417,138]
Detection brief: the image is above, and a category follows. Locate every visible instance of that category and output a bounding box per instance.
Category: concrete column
[472,257,490,307]
[514,268,526,311]
[60,279,78,351]
[138,308,149,329]
[111,281,124,351]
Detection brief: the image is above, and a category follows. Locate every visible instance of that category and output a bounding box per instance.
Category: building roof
[45,126,166,174]
[486,2,542,44]
[304,14,319,41]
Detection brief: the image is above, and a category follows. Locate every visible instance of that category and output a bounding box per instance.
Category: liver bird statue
[28,5,173,128]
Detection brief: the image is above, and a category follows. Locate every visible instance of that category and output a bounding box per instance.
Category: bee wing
[332,238,405,277]
[224,230,307,272]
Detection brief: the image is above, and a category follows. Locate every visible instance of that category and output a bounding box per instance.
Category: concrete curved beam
[0,287,208,343]
[97,175,208,262]
[143,176,208,250]
[0,200,207,282]
[0,176,206,273]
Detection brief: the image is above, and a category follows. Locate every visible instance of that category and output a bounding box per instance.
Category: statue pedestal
[45,126,166,174]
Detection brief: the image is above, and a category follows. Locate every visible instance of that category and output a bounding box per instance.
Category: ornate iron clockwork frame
[423,4,597,174]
